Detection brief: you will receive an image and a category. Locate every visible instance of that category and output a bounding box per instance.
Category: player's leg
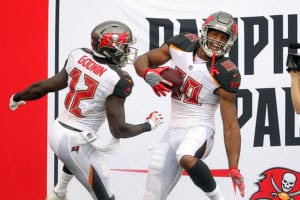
[87,148,115,200]
[143,131,182,200]
[176,126,226,200]
[56,165,73,194]
[58,138,115,200]
[46,165,73,200]
[47,120,74,200]
[48,120,115,200]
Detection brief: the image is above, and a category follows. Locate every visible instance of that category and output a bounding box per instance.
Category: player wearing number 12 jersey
[134,11,245,199]
[9,21,164,200]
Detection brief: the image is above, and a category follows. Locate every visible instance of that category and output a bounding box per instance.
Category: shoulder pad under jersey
[64,48,91,68]
[81,48,94,55]
[68,48,93,56]
[167,32,200,52]
[207,57,241,93]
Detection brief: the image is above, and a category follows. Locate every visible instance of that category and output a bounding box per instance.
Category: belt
[58,121,82,132]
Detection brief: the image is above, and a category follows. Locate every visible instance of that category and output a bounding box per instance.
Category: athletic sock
[53,170,74,196]
[206,186,226,200]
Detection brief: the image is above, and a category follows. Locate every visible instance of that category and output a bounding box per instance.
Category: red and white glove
[142,66,172,97]
[146,111,163,130]
[9,94,25,110]
[229,167,245,197]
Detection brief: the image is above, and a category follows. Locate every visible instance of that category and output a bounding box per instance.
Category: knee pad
[145,149,165,200]
[148,148,165,173]
[186,160,216,192]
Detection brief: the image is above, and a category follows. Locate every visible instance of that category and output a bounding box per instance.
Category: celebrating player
[9,21,164,200]
[134,11,245,199]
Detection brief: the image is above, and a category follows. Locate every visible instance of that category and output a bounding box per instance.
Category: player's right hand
[146,111,163,130]
[9,94,25,110]
[143,67,172,97]
[229,167,245,197]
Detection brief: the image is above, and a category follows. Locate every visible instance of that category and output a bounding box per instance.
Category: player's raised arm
[134,44,173,96]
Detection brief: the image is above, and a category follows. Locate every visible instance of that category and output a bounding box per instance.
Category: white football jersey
[169,46,219,130]
[58,48,133,132]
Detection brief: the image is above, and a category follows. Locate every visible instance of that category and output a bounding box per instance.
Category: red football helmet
[200,11,238,57]
[91,21,137,66]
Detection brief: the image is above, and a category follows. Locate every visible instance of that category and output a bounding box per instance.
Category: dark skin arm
[180,89,241,170]
[134,43,171,77]
[290,70,300,114]
[216,88,241,168]
[105,95,151,138]
[13,68,68,101]
[13,67,153,138]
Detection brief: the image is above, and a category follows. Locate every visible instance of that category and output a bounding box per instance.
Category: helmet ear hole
[90,20,138,66]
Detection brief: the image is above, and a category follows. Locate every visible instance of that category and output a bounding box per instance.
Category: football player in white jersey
[9,21,164,200]
[134,11,245,200]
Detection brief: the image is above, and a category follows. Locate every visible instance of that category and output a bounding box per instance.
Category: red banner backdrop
[1,1,48,200]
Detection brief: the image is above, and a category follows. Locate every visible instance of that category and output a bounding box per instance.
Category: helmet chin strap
[209,51,220,76]
[211,51,216,66]
[92,50,106,58]
[102,50,120,65]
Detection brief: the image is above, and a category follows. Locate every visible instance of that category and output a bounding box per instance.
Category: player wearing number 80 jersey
[168,33,240,130]
[9,21,164,200]
[134,11,244,200]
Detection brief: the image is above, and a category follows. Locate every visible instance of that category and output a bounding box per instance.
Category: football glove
[229,167,245,197]
[146,111,163,130]
[143,66,172,97]
[9,94,25,110]
[286,53,300,73]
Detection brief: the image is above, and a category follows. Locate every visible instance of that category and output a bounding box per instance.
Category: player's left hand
[146,111,163,130]
[229,167,245,197]
[9,94,25,110]
[143,67,172,97]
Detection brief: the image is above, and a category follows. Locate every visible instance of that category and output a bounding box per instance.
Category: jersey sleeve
[212,58,241,93]
[166,32,200,52]
[112,71,134,98]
